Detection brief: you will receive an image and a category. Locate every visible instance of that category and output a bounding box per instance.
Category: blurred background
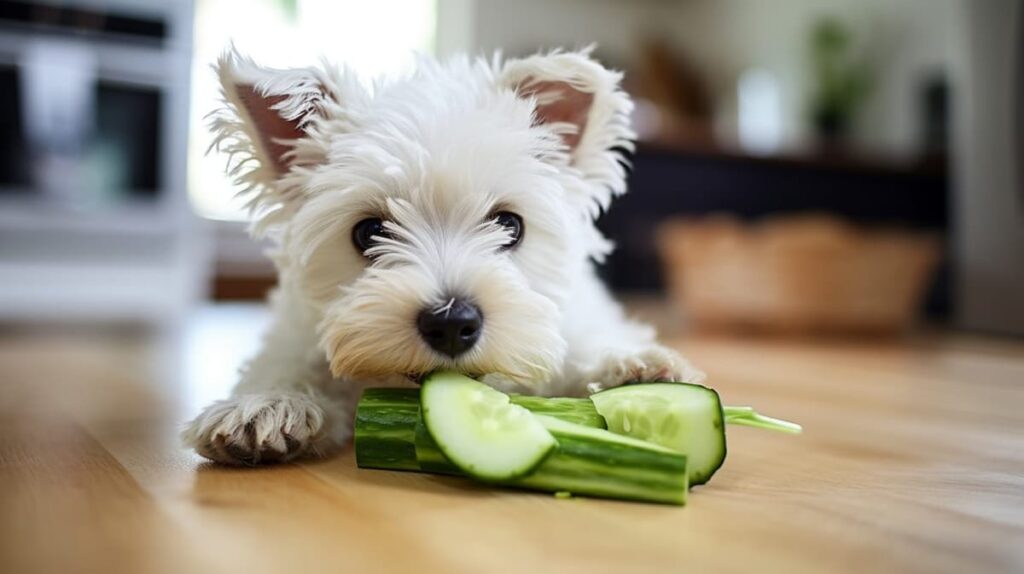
[3,4,1023,570]
[0,0,1021,383]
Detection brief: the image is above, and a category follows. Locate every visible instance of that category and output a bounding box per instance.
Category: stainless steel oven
[0,0,205,323]
[0,0,190,207]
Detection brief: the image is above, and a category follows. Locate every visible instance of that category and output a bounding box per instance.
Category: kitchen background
[2,4,1022,571]
[0,0,1021,342]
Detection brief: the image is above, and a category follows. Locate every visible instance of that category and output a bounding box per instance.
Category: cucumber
[591,383,726,486]
[508,395,606,428]
[353,388,421,471]
[517,416,688,504]
[414,420,461,475]
[412,410,688,504]
[421,371,557,481]
[354,383,800,499]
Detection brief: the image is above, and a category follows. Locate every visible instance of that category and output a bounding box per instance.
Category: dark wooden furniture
[598,143,950,316]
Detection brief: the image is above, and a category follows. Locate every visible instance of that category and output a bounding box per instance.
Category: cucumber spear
[355,374,800,499]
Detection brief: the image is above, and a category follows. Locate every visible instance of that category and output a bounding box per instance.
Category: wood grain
[0,312,1022,573]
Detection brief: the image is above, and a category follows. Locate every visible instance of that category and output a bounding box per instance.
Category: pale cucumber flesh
[591,383,726,485]
[421,371,556,481]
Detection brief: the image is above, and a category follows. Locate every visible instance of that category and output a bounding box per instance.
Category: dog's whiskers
[432,297,456,318]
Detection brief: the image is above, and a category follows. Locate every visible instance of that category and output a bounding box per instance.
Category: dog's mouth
[405,370,484,386]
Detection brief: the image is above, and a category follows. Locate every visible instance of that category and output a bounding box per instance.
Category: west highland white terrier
[183,48,704,465]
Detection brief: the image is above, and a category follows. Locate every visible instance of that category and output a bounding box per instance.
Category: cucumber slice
[591,383,726,486]
[414,420,462,475]
[421,371,557,481]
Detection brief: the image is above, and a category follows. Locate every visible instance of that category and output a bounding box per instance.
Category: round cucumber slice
[591,383,726,486]
[421,371,557,481]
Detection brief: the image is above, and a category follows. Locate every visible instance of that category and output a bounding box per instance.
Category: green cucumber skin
[408,398,687,505]
[515,430,688,505]
[508,395,606,428]
[414,421,461,475]
[356,388,602,473]
[592,383,727,486]
[354,388,422,471]
[357,385,723,487]
[356,385,797,493]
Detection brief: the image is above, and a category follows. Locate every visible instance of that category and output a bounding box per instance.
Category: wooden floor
[1,305,1022,574]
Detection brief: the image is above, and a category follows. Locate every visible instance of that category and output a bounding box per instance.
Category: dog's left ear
[210,49,348,233]
[500,48,635,214]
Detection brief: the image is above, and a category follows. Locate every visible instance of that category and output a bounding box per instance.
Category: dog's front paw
[182,393,327,465]
[585,346,705,394]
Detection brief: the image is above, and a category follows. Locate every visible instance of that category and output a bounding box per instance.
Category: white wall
[468,0,684,65]
[673,0,960,156]
[444,0,960,157]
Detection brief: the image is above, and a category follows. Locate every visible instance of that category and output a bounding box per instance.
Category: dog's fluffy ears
[209,51,326,233]
[210,48,634,233]
[499,48,635,217]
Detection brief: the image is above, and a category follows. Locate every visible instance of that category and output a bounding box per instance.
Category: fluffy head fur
[210,47,636,389]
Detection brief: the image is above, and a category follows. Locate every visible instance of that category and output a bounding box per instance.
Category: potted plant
[808,18,872,147]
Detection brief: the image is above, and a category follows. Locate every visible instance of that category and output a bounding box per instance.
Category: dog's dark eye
[352,217,385,255]
[493,211,524,250]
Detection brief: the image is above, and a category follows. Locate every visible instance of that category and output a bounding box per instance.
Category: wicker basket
[656,215,941,334]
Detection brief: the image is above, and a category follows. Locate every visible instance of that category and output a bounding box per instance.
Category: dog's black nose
[417,299,483,358]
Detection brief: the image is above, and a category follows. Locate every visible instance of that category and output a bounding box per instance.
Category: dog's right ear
[210,50,344,232]
[498,48,635,220]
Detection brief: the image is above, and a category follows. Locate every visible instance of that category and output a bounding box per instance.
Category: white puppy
[183,48,704,465]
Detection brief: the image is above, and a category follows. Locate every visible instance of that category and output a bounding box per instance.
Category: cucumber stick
[519,415,688,504]
[413,407,688,504]
[353,388,421,471]
[506,395,605,427]
[421,372,556,481]
[356,388,607,473]
[354,375,800,500]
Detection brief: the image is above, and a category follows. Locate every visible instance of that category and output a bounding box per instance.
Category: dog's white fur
[183,48,704,465]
